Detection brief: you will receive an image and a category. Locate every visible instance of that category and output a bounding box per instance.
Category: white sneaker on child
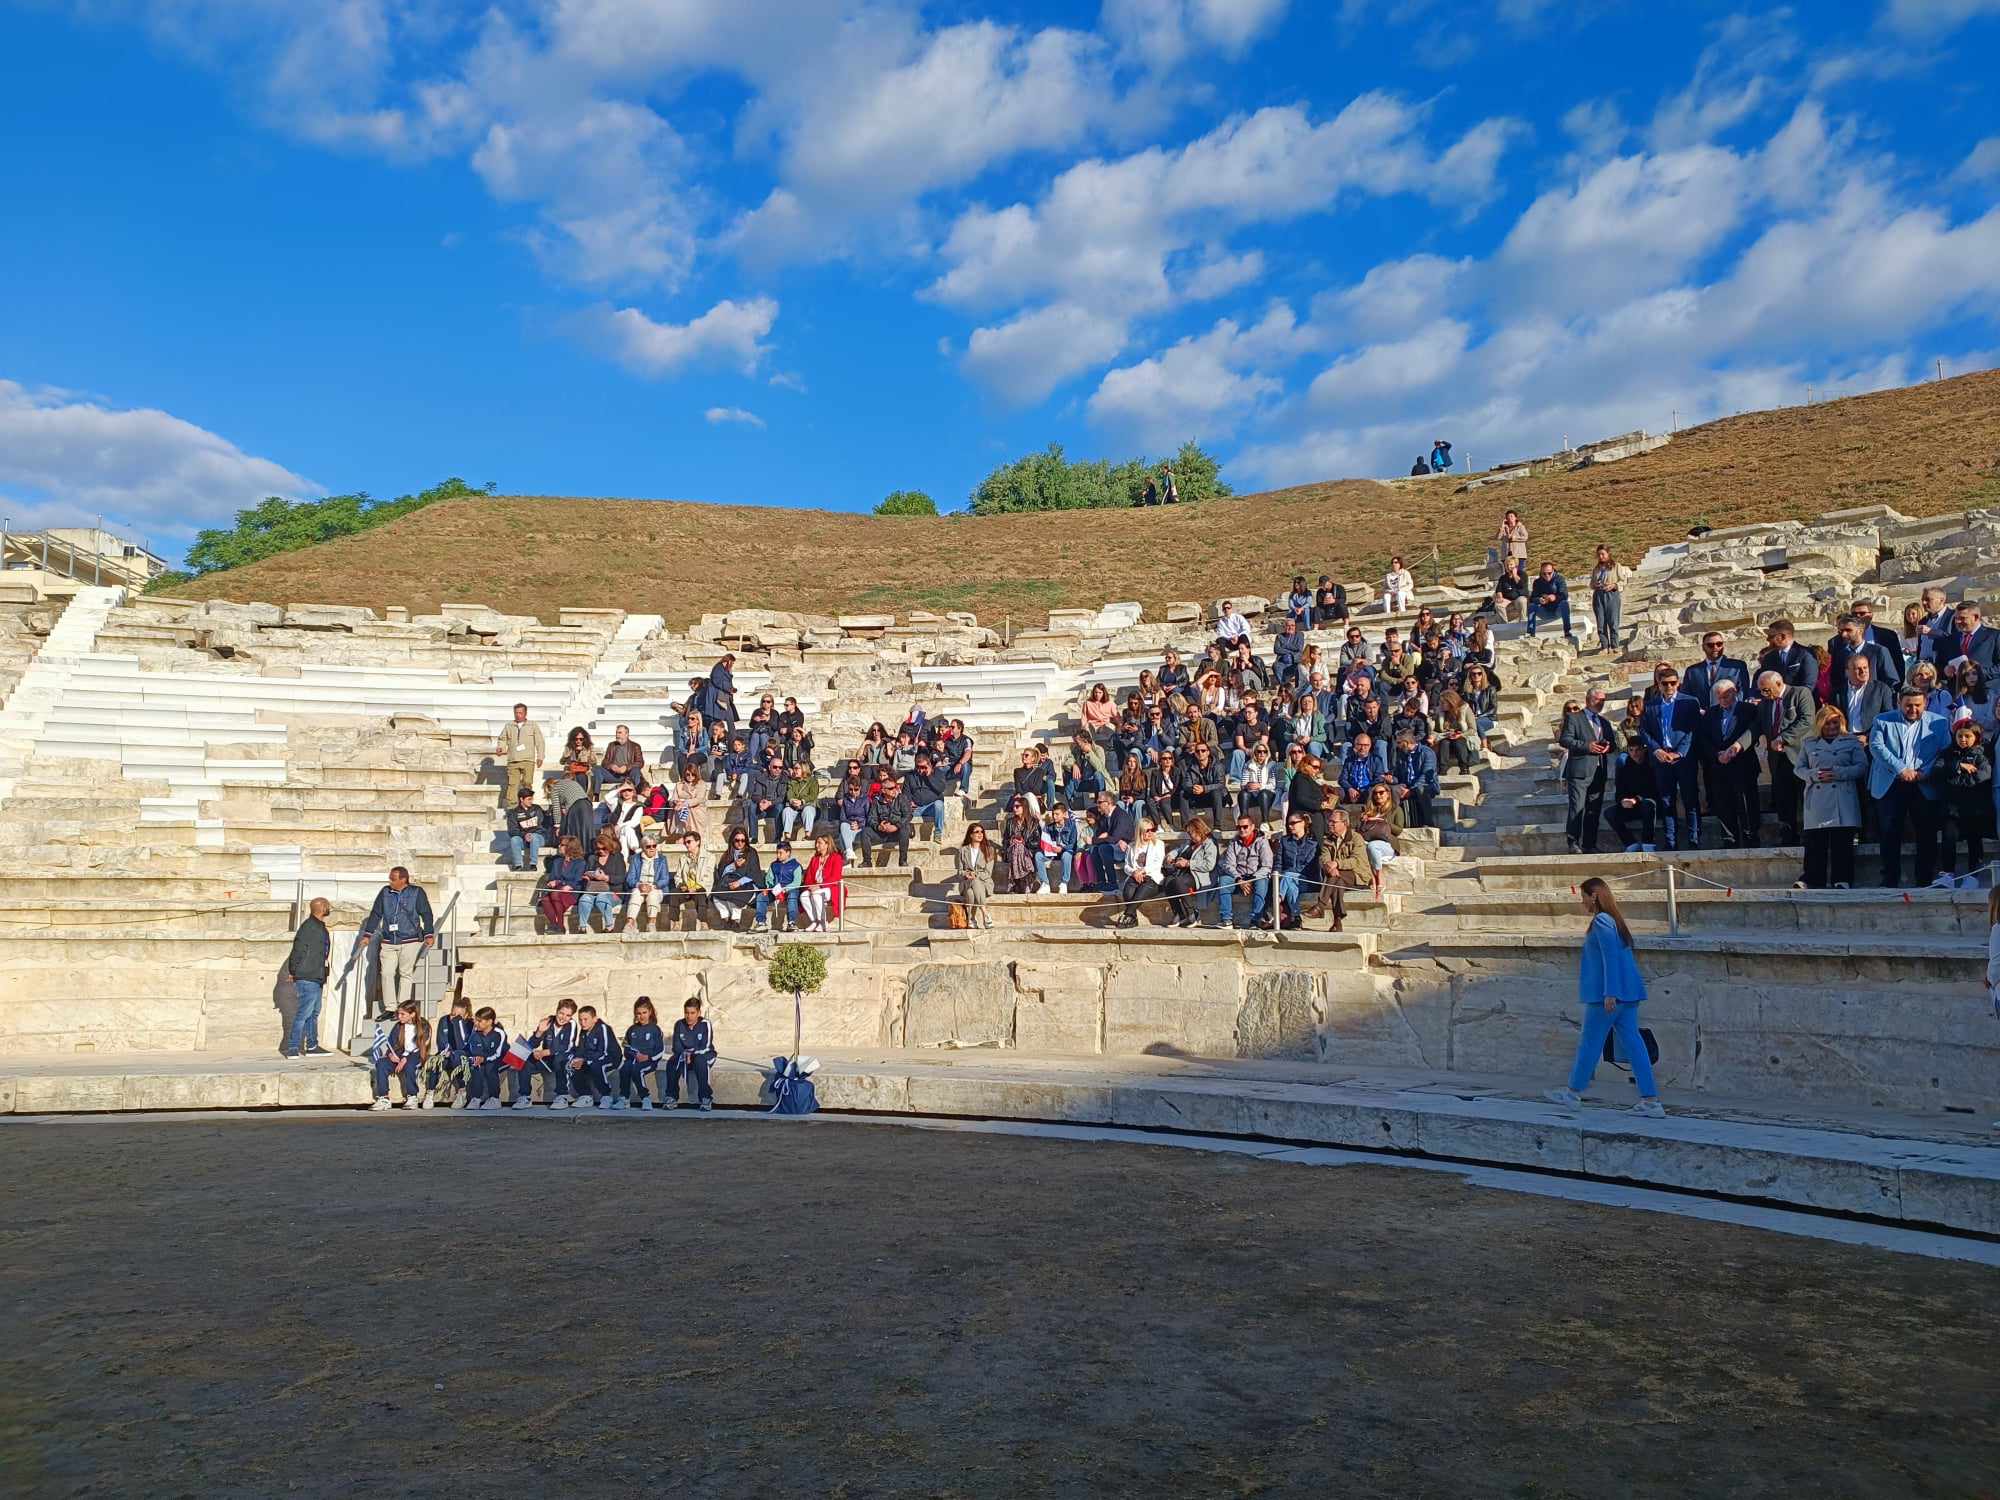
[369,1097,391,1111]
[640,1097,655,1111]
[483,1098,502,1110]
[574,1096,595,1109]
[551,1096,570,1110]
[1542,1087,1582,1107]
[452,1095,469,1110]
[1632,1098,1666,1118]
[607,1097,627,1111]
[1058,882,1068,895]
[512,1097,534,1110]
[417,1093,434,1110]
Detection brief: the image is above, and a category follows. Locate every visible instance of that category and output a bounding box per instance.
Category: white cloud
[1102,0,1291,70]
[1648,11,1797,149]
[703,406,766,429]
[1883,0,2000,34]
[1086,311,1294,447]
[1178,250,1268,302]
[1317,254,1469,338]
[767,370,809,394]
[960,303,1131,405]
[566,297,780,378]
[0,379,320,544]
[1955,137,2000,184]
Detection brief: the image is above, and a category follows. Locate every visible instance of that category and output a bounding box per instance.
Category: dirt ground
[2,1115,1995,1499]
[174,368,2000,625]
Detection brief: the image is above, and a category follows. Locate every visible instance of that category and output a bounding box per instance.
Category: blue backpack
[767,1057,819,1115]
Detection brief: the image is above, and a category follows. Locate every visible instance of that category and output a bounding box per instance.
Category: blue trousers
[755,889,801,925]
[524,1051,572,1100]
[1216,879,1268,926]
[618,1058,657,1102]
[1526,599,1574,637]
[1567,1001,1658,1097]
[1653,760,1700,849]
[572,1060,612,1101]
[468,1059,502,1102]
[284,979,323,1055]
[372,1054,420,1099]
[666,1054,712,1104]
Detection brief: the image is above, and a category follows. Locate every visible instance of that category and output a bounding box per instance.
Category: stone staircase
[0,585,125,806]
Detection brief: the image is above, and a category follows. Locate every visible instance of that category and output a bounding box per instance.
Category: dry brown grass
[176,370,2000,627]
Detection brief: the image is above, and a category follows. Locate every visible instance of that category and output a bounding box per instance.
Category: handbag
[947,902,969,929]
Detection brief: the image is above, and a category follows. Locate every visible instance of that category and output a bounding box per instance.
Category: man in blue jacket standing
[1867,687,1951,888]
[359,866,435,1013]
[1641,669,1703,850]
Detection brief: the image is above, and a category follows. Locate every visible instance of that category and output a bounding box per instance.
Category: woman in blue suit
[1545,877,1665,1117]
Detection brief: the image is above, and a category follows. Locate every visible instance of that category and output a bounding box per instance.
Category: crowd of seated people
[949,604,1506,932]
[1563,590,1998,891]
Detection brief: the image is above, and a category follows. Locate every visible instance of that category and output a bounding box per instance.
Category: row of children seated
[369,994,718,1110]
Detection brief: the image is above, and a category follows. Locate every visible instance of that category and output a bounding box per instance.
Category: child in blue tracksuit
[521,999,580,1109]
[425,994,476,1110]
[615,996,665,1111]
[667,998,717,1111]
[570,1005,621,1108]
[465,1007,506,1108]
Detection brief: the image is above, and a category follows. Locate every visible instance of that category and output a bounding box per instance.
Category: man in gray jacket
[282,896,333,1057]
[1215,814,1274,928]
[1755,670,1817,842]
[1559,689,1615,853]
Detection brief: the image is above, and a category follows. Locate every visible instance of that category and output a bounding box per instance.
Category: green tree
[874,490,938,516]
[177,477,495,577]
[968,442,1231,514]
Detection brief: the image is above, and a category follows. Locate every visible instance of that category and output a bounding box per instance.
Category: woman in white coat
[1111,818,1168,929]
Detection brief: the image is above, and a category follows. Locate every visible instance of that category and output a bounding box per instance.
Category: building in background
[0,524,171,589]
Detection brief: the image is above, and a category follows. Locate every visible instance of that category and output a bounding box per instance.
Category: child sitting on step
[667,997,716,1111]
[569,1004,621,1109]
[614,996,664,1111]
[465,1007,506,1109]
[423,993,475,1110]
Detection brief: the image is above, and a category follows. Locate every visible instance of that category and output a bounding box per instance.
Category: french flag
[503,1033,533,1070]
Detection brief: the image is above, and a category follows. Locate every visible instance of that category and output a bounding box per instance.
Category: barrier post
[1665,863,1680,936]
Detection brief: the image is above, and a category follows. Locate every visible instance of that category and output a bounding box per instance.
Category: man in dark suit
[1847,600,1905,685]
[1827,614,1897,694]
[1754,669,1816,842]
[1835,655,1895,738]
[1940,603,2000,676]
[1757,620,1817,692]
[1914,588,1956,665]
[1684,632,1752,706]
[1696,678,1760,846]
[1558,688,1615,853]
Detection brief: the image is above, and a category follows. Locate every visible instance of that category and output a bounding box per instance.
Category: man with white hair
[1697,678,1759,847]
[1755,669,1816,842]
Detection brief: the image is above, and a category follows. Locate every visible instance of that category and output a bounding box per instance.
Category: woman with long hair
[953,824,994,930]
[801,831,845,932]
[1002,794,1041,894]
[1589,544,1624,656]
[540,835,585,932]
[1112,817,1168,929]
[1545,877,1664,1116]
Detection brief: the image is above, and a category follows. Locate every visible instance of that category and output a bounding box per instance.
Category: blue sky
[2,0,1997,563]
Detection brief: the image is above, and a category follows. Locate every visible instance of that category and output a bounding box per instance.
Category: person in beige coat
[953,825,995,929]
[496,703,546,805]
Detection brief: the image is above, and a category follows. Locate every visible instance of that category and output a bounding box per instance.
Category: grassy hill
[173,370,2000,628]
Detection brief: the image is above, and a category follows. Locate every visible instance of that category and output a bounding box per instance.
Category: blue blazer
[1578,912,1646,1005]
[1866,712,1951,800]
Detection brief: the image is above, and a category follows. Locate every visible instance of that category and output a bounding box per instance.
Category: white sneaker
[1037,881,1051,895]
[397,1097,419,1109]
[417,1093,434,1110]
[699,1101,713,1112]
[664,1098,679,1109]
[369,1097,391,1111]
[1542,1086,1582,1107]
[512,1097,534,1110]
[551,1096,570,1110]
[451,1095,470,1110]
[1057,882,1068,895]
[1631,1098,1666,1118]
[574,1096,596,1109]
[608,1097,627,1111]
[483,1098,502,1110]
[640,1097,655,1111]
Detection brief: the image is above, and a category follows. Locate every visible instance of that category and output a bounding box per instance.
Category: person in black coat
[1757,620,1818,691]
[1695,679,1761,846]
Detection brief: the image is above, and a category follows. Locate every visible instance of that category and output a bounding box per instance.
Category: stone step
[1392,887,1991,937]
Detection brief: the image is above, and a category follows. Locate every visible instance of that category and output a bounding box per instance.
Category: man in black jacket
[282,897,332,1058]
[1696,678,1760,846]
[360,868,435,1013]
[1757,620,1817,690]
[743,753,789,845]
[506,789,553,871]
[1558,690,1614,852]
[860,775,915,867]
[905,754,950,844]
[1827,614,1897,695]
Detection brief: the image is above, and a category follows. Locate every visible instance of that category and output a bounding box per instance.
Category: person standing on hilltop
[1429,438,1453,473]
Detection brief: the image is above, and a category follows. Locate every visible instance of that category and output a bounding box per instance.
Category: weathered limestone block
[282,603,377,629]
[1103,960,1239,1056]
[1237,969,1320,1059]
[1165,602,1201,624]
[903,961,1014,1048]
[705,965,893,1052]
[1320,969,1443,1067]
[1012,962,1103,1053]
[202,600,283,627]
